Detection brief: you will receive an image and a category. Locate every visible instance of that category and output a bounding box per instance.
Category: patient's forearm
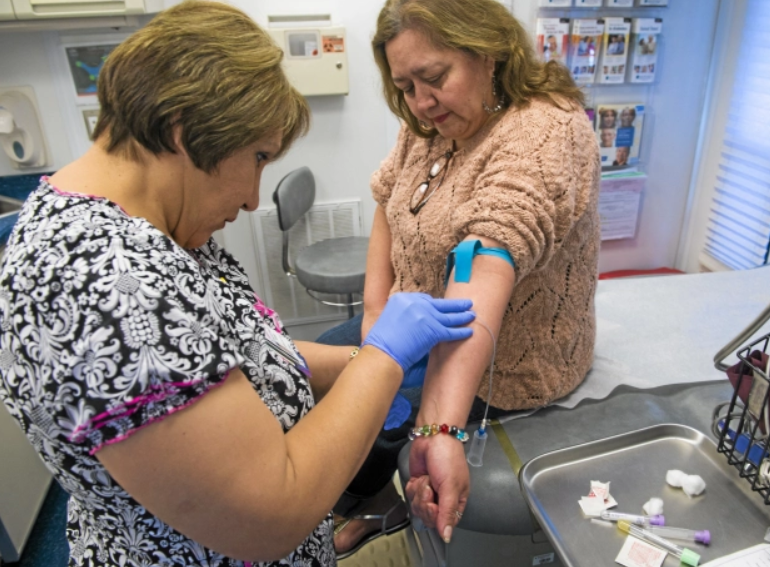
[362,206,394,339]
[417,236,515,428]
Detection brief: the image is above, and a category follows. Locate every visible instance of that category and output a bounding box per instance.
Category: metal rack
[714,319,770,504]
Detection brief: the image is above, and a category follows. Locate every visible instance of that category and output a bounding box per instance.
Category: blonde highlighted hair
[372,0,585,138]
[94,0,309,172]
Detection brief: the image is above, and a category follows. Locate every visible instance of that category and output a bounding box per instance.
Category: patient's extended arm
[406,233,516,543]
[362,205,395,340]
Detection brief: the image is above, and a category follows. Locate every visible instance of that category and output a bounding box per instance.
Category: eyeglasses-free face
[409,150,455,215]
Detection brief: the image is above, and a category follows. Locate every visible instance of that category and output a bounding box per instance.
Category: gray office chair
[272,166,369,319]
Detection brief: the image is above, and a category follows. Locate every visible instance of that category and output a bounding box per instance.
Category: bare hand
[405,435,469,543]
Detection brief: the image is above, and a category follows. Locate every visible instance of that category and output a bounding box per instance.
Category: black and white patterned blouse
[0,180,335,567]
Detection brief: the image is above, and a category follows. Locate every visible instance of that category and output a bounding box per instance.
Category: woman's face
[385,29,496,148]
[174,132,282,249]
[600,112,616,128]
[620,109,635,127]
[615,146,630,165]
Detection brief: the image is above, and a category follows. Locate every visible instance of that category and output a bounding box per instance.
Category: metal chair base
[305,289,363,319]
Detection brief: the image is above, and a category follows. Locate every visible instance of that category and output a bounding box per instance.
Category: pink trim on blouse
[74,370,233,454]
[253,294,282,332]
[43,176,130,215]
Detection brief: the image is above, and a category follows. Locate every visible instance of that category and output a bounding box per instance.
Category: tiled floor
[5,481,69,567]
[338,530,413,567]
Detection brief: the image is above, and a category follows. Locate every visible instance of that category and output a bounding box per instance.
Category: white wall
[574,0,720,274]
[219,1,394,290]
[676,0,747,273]
[0,30,75,173]
[0,0,722,281]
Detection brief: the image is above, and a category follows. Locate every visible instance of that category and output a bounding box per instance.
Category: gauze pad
[681,475,706,497]
[642,497,664,516]
[665,469,687,488]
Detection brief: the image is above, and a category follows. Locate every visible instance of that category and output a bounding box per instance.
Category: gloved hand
[384,392,412,431]
[402,354,429,390]
[362,293,474,375]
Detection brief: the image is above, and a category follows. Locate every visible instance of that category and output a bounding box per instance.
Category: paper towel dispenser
[267,14,349,97]
[0,86,49,169]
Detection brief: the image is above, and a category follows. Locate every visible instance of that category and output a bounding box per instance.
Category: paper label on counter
[579,496,606,517]
[700,543,770,566]
[615,535,666,567]
[580,480,618,516]
[588,480,611,500]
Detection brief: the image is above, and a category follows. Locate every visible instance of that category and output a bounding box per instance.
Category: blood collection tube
[600,510,665,527]
[617,520,700,566]
[647,525,710,545]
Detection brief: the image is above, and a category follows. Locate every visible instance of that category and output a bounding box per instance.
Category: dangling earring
[482,74,504,114]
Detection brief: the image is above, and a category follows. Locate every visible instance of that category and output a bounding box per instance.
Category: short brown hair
[372,0,585,138]
[94,0,309,172]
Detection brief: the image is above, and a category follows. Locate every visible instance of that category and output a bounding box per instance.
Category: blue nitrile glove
[402,354,429,390]
[362,292,474,376]
[384,392,412,431]
[384,356,427,430]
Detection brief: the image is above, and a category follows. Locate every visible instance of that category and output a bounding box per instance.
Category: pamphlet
[630,18,662,83]
[570,19,604,84]
[539,0,572,6]
[599,172,646,241]
[599,18,631,84]
[595,103,645,168]
[536,18,571,64]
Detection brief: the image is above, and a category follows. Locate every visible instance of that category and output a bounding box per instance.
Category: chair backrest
[273,166,315,232]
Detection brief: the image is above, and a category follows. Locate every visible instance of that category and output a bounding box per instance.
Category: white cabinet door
[0,402,52,562]
[10,0,162,19]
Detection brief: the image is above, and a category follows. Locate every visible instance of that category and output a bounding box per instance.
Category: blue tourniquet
[444,240,515,285]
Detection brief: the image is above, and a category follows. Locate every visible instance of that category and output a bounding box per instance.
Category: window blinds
[701,0,770,270]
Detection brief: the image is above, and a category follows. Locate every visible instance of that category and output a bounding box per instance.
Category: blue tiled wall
[0,172,53,245]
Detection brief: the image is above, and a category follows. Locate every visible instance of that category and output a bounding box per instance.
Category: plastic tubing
[466,320,496,468]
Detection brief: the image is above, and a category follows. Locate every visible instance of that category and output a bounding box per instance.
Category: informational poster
[598,173,646,240]
[65,44,118,98]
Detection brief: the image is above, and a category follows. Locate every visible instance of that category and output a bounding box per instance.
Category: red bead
[440,424,449,433]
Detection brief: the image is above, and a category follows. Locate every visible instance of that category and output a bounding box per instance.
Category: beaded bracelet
[408,423,470,444]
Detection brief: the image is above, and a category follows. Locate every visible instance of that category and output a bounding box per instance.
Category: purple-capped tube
[647,525,711,546]
[600,510,665,527]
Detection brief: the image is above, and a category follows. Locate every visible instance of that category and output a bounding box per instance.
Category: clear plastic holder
[714,324,770,505]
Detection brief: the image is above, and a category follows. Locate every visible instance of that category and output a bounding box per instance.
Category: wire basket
[714,331,770,503]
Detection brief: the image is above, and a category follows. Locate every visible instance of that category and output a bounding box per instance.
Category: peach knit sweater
[371,98,601,410]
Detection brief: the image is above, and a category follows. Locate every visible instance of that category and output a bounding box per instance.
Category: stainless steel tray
[520,424,770,566]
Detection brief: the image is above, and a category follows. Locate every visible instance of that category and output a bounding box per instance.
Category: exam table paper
[554,266,770,410]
